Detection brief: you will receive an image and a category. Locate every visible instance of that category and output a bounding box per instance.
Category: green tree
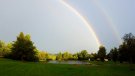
[38,51,48,61]
[0,41,12,57]
[119,33,135,63]
[119,42,128,63]
[98,46,106,62]
[68,53,73,60]
[11,32,38,61]
[3,43,13,58]
[62,52,69,60]
[72,53,78,60]
[109,47,118,62]
[77,50,89,60]
[56,52,63,61]
[62,52,73,60]
[0,40,6,57]
[90,53,98,61]
[90,53,97,61]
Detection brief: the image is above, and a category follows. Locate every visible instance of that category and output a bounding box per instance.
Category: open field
[0,58,135,76]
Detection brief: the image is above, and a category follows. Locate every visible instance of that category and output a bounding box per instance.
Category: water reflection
[48,60,90,64]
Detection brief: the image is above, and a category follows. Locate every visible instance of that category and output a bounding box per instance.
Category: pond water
[48,60,90,64]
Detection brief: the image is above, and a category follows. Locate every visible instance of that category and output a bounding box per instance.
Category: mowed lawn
[0,58,135,76]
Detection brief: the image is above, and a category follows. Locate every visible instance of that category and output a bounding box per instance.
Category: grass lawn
[0,58,135,76]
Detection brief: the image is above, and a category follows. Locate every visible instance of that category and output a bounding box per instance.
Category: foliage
[56,52,63,61]
[90,53,98,61]
[109,47,118,62]
[1,32,135,63]
[0,40,6,57]
[38,51,48,61]
[11,32,39,61]
[98,46,106,61]
[47,54,56,60]
[119,33,135,63]
[77,50,89,60]
[0,41,12,57]
[72,53,78,60]
[119,42,128,63]
[62,52,73,60]
[62,52,70,60]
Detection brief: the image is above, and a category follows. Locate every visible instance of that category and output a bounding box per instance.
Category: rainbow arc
[59,0,101,47]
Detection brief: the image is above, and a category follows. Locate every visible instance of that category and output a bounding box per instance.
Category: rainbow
[59,0,101,47]
[92,0,122,44]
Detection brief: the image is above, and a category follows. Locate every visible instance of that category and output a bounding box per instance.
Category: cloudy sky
[0,0,135,53]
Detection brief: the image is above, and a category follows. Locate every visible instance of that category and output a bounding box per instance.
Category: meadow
[0,58,135,76]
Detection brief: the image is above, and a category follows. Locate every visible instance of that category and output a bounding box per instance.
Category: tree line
[108,33,135,64]
[0,32,135,64]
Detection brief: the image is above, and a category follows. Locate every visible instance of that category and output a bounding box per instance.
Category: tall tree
[98,46,106,62]
[109,47,118,62]
[11,32,38,61]
[119,42,128,63]
[119,33,135,63]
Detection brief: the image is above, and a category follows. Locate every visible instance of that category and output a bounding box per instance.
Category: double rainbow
[59,0,122,48]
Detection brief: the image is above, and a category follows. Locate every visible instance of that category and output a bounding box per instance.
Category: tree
[109,47,118,62]
[3,43,13,58]
[90,53,98,61]
[38,51,48,61]
[0,40,6,57]
[11,32,38,61]
[62,52,73,60]
[98,46,106,62]
[47,54,56,60]
[0,41,12,57]
[72,53,78,60]
[77,50,89,60]
[62,52,70,60]
[56,52,63,61]
[119,33,135,63]
[119,42,128,63]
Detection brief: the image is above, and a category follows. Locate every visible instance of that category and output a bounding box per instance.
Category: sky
[0,0,135,53]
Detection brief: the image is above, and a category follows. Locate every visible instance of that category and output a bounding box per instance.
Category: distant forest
[0,32,135,64]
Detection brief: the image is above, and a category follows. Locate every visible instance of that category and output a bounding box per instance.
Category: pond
[48,60,90,64]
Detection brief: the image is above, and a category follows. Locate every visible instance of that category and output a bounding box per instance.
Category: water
[48,60,90,64]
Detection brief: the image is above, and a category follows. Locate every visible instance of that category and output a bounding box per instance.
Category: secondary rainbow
[59,0,101,47]
[92,0,122,44]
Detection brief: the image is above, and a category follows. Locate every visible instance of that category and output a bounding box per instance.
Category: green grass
[0,58,135,76]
